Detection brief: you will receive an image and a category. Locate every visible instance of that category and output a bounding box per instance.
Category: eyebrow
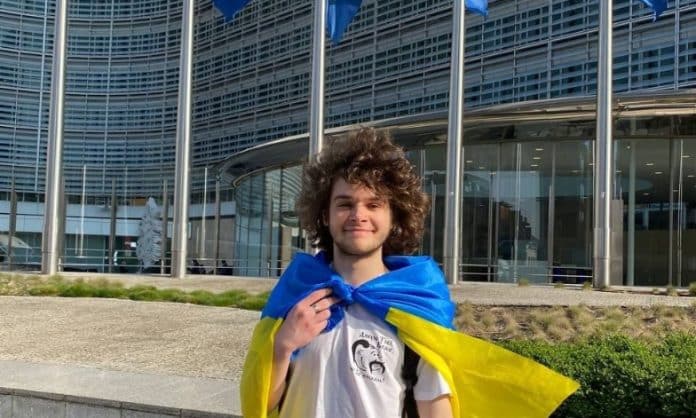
[332,194,385,202]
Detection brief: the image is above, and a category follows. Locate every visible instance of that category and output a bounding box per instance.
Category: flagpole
[443,0,466,284]
[593,0,613,288]
[309,0,326,156]
[172,0,195,278]
[41,0,68,275]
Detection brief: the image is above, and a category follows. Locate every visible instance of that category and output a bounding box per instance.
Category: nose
[349,205,366,222]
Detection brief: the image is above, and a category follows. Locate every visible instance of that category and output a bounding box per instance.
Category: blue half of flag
[328,0,489,44]
[639,0,668,19]
[212,0,253,21]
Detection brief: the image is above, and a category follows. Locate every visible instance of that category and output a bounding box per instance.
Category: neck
[331,248,388,287]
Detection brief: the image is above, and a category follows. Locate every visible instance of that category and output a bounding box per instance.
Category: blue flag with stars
[328,0,488,43]
[213,0,489,44]
[212,0,252,21]
[638,0,667,19]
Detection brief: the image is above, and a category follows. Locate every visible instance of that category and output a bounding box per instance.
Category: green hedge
[500,334,696,418]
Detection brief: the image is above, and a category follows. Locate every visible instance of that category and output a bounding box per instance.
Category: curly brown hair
[296,128,430,259]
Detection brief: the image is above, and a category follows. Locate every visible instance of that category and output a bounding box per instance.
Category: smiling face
[327,178,393,260]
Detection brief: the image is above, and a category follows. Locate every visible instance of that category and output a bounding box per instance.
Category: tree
[137,197,162,272]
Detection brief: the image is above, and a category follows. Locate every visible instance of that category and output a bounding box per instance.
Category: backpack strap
[401,345,420,418]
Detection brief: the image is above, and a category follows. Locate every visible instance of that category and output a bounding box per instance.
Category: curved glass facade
[231,102,696,287]
[0,0,695,278]
[1,0,181,196]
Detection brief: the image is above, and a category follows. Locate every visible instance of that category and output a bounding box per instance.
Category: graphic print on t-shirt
[350,330,396,383]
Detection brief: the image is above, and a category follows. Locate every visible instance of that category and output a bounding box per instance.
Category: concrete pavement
[0,272,692,417]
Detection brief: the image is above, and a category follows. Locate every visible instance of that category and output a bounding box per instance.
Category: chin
[335,244,383,258]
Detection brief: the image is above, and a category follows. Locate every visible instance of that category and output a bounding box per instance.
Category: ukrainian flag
[240,252,579,418]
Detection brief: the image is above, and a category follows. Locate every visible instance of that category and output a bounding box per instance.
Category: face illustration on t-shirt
[350,330,396,383]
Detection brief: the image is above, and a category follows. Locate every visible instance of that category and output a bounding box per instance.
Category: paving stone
[65,403,121,418]
[12,396,65,418]
[0,394,12,416]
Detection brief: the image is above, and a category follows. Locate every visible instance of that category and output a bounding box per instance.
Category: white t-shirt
[279,304,450,418]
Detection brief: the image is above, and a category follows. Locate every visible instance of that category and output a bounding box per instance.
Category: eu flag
[639,0,667,19]
[328,0,489,44]
[213,0,489,44]
[212,0,253,21]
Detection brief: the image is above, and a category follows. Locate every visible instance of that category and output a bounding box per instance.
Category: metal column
[41,0,68,276]
[108,179,117,273]
[213,175,221,275]
[627,142,635,285]
[161,179,169,274]
[308,0,326,156]
[593,0,613,289]
[8,179,17,269]
[172,0,195,278]
[442,0,466,284]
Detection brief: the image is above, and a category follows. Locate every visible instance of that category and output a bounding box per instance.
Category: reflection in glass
[459,140,593,284]
[617,136,696,287]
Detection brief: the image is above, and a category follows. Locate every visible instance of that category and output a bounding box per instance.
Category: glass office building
[1,0,695,285]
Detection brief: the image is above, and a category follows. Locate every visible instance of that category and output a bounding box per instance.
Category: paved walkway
[0,272,692,416]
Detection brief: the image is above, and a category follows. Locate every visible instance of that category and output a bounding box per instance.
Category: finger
[315,309,331,322]
[305,288,333,306]
[313,319,329,334]
[312,296,340,313]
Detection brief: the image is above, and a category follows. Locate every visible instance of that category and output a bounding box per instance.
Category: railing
[460,262,592,284]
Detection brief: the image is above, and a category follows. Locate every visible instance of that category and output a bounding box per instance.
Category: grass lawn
[1,272,694,343]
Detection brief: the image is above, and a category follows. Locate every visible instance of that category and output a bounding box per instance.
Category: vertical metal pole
[443,0,466,284]
[547,144,556,283]
[79,164,86,256]
[486,170,494,282]
[627,141,635,285]
[34,0,50,191]
[8,179,17,269]
[108,178,117,273]
[200,167,208,259]
[676,140,684,287]
[172,0,195,278]
[161,179,168,274]
[213,175,221,275]
[593,0,613,289]
[667,140,675,286]
[429,177,437,256]
[41,0,68,276]
[493,145,501,279]
[308,0,326,157]
[513,144,521,282]
[58,176,66,271]
[266,186,274,276]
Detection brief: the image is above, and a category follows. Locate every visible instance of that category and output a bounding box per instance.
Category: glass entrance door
[670,139,696,287]
[615,138,691,287]
[461,140,594,284]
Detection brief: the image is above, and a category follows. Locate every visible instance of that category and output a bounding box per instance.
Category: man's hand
[274,288,339,356]
[268,288,339,411]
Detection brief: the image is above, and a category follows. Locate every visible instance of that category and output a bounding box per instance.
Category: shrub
[500,334,696,418]
[689,282,696,296]
[127,285,160,301]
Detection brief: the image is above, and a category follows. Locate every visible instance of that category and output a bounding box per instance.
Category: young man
[240,128,578,418]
